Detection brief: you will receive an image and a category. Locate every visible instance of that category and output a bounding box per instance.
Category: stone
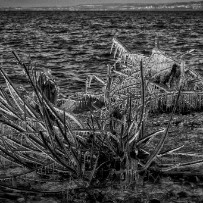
[17,197,25,203]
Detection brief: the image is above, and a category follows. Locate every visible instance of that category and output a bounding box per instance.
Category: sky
[0,0,202,7]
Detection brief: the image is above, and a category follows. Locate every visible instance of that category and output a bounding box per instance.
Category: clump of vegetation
[0,37,202,202]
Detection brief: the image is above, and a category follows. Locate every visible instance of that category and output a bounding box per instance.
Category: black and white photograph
[0,0,203,202]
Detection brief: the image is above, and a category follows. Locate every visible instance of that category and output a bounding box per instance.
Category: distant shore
[0,1,203,11]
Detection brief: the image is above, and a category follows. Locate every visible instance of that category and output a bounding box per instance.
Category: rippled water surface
[0,11,203,95]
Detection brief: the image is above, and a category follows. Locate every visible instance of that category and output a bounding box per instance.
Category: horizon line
[0,0,203,8]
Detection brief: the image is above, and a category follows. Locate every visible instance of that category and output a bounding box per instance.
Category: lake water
[0,11,203,96]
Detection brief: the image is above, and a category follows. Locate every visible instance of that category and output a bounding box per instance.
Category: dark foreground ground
[1,112,203,203]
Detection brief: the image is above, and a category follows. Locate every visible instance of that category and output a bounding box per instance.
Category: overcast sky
[0,0,202,7]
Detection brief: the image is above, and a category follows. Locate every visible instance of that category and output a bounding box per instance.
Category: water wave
[0,11,202,95]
